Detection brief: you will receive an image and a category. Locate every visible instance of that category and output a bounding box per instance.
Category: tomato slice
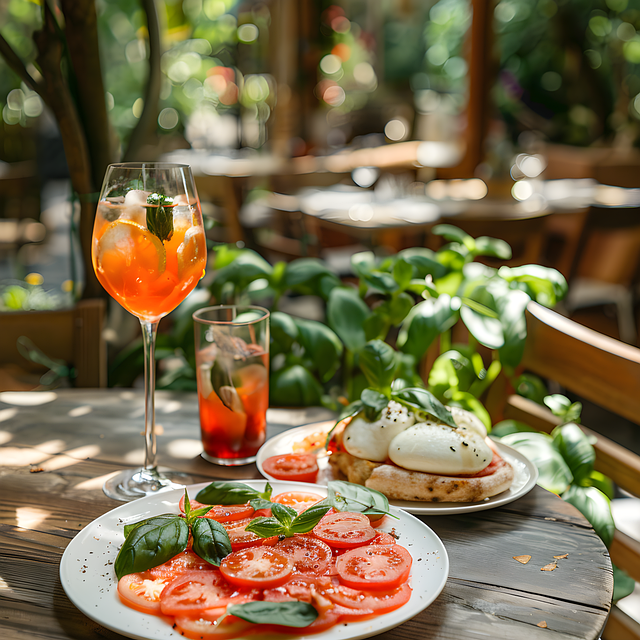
[117,573,167,614]
[370,531,397,545]
[274,536,333,575]
[219,546,293,588]
[179,495,254,523]
[262,453,319,483]
[147,550,216,578]
[173,614,254,640]
[272,491,324,512]
[159,569,255,615]
[313,512,376,549]
[335,544,412,590]
[327,582,411,613]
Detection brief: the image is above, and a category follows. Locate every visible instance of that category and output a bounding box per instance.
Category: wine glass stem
[141,320,159,474]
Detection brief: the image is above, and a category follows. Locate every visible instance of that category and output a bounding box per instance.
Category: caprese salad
[114,480,412,639]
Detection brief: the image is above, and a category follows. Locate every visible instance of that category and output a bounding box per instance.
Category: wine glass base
[201,452,256,466]
[103,468,196,502]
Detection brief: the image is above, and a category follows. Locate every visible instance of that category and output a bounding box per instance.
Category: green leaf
[359,340,396,390]
[446,391,492,431]
[498,265,568,303]
[327,480,391,516]
[227,601,318,627]
[562,485,614,548]
[474,236,512,260]
[434,271,464,296]
[327,287,370,351]
[501,432,573,494]
[375,293,414,327]
[145,193,174,243]
[295,319,343,382]
[245,517,287,538]
[613,564,636,602]
[361,388,389,421]
[492,420,538,438]
[270,365,323,406]
[552,423,595,484]
[428,350,476,399]
[196,481,260,505]
[397,295,457,360]
[497,289,530,368]
[432,224,473,245]
[271,503,297,529]
[392,387,457,427]
[249,498,274,510]
[515,373,548,405]
[392,258,414,291]
[191,518,232,566]
[123,514,177,538]
[270,312,299,352]
[289,501,333,533]
[115,517,189,579]
[363,313,388,341]
[398,248,447,280]
[460,284,504,349]
[583,470,614,500]
[544,394,571,415]
[283,258,336,287]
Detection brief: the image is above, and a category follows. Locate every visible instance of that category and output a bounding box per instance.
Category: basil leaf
[289,502,332,534]
[249,498,273,511]
[261,482,273,501]
[227,601,318,627]
[191,518,232,566]
[271,503,297,529]
[190,506,214,519]
[115,516,188,580]
[244,517,286,538]
[123,514,176,538]
[183,490,191,517]
[145,193,174,243]
[361,388,389,422]
[325,401,363,448]
[328,480,391,516]
[196,481,260,505]
[359,340,396,390]
[392,387,457,428]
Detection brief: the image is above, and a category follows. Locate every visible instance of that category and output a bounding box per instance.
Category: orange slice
[97,219,166,277]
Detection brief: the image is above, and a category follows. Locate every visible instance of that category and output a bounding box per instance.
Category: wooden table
[0,389,613,640]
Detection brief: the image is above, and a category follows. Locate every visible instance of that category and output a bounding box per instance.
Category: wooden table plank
[0,390,612,640]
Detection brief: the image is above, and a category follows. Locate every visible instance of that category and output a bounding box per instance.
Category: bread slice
[328,450,514,503]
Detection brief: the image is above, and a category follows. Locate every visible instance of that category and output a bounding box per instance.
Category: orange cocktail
[92,192,206,322]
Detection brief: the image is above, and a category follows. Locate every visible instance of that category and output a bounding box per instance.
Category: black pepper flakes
[450,446,456,452]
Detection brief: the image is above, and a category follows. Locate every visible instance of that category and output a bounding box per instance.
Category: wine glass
[91,162,207,501]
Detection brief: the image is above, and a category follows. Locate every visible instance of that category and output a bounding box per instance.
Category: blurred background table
[0,389,612,640]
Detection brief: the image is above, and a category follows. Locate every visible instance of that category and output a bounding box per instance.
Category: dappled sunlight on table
[74,472,120,492]
[0,430,12,445]
[0,408,18,423]
[166,438,203,459]
[0,392,57,406]
[16,506,49,529]
[68,405,93,418]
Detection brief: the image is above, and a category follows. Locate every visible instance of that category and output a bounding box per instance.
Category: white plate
[60,480,449,640]
[256,423,539,516]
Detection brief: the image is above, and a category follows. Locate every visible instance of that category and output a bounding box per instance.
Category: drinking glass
[92,162,207,500]
[193,306,269,465]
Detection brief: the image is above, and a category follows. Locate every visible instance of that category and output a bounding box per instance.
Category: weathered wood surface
[0,389,612,640]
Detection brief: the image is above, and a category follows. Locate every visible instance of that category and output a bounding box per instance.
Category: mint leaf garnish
[146,192,174,243]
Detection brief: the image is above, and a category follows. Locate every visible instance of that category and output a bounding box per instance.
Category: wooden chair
[0,299,107,389]
[503,301,640,640]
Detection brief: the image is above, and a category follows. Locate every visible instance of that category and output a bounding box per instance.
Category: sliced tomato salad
[117,493,412,639]
[262,453,319,483]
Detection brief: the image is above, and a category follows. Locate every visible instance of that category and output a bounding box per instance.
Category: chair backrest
[503,301,640,640]
[0,299,107,388]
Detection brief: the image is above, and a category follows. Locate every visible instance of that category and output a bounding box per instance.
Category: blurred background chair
[503,301,640,640]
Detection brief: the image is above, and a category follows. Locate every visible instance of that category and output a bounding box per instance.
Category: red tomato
[327,583,411,613]
[335,544,412,590]
[262,453,319,483]
[219,546,293,588]
[178,494,254,523]
[370,531,397,545]
[313,512,376,549]
[274,536,332,575]
[117,573,166,614]
[272,491,324,512]
[147,550,215,579]
[159,570,254,615]
[173,614,254,640]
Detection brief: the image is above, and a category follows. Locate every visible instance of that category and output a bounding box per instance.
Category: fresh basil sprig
[391,387,457,428]
[226,601,318,627]
[246,500,332,538]
[326,480,397,519]
[145,192,174,243]
[196,481,273,506]
[115,490,231,580]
